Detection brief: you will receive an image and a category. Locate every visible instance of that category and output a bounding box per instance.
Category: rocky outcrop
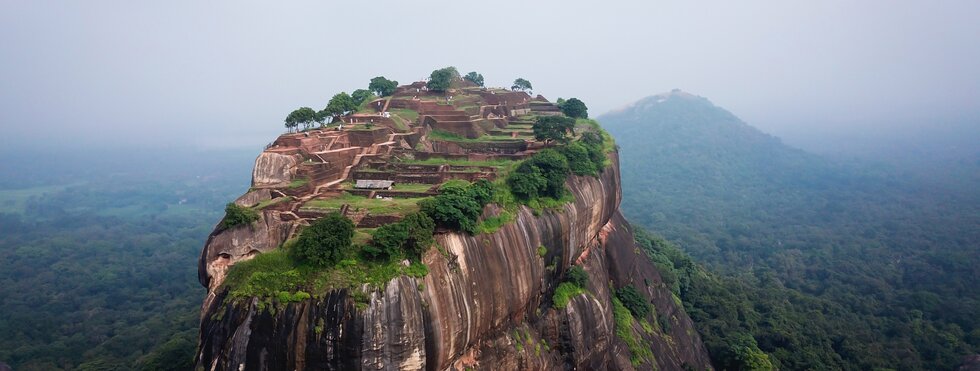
[197,211,294,311]
[196,153,713,370]
[252,152,299,186]
[234,188,272,207]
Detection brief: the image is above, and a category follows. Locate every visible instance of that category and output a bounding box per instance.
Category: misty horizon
[2,1,978,157]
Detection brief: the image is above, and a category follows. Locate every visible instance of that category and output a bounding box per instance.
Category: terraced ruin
[246,79,560,234]
[194,71,715,371]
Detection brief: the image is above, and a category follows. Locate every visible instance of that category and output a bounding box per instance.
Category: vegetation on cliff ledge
[552,265,589,309]
[220,202,259,229]
[224,70,620,311]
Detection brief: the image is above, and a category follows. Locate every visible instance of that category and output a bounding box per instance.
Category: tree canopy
[367,212,435,261]
[284,107,317,131]
[464,71,484,87]
[292,212,355,267]
[507,149,570,200]
[558,97,589,119]
[605,95,980,370]
[323,92,357,121]
[428,66,460,92]
[557,142,597,176]
[418,179,492,234]
[532,115,576,143]
[368,76,398,96]
[351,89,374,107]
[511,78,532,92]
[615,285,651,318]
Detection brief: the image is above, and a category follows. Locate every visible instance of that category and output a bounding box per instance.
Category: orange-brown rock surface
[194,82,713,370]
[196,155,712,370]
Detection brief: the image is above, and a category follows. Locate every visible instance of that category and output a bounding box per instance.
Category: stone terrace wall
[477,91,531,106]
[429,140,528,155]
[347,128,392,147]
[424,118,484,139]
[352,170,492,184]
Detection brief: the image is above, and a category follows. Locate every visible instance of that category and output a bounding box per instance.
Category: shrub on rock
[292,212,355,267]
[221,203,259,229]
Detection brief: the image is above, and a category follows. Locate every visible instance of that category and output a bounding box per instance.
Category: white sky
[1,1,978,151]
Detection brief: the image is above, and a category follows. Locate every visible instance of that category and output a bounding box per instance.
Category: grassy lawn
[394,156,516,168]
[428,130,525,144]
[392,183,436,192]
[302,192,424,215]
[390,108,418,123]
[488,133,535,140]
[340,181,433,193]
[427,130,472,142]
[356,95,382,114]
[221,247,429,307]
[346,126,381,132]
[352,228,375,245]
[390,117,409,132]
[483,133,532,141]
[288,178,310,189]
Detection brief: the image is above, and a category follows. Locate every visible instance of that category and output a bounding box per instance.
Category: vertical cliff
[196,152,712,370]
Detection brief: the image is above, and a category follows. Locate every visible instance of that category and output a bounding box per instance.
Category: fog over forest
[1,2,979,370]
[2,1,978,160]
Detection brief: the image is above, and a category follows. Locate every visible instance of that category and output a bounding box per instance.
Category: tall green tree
[284,113,299,132]
[507,149,571,200]
[532,115,575,143]
[418,180,491,234]
[511,78,532,92]
[292,212,355,267]
[351,89,374,107]
[324,92,357,121]
[464,71,484,87]
[368,76,398,96]
[284,107,316,131]
[428,66,460,92]
[368,212,435,261]
[558,97,588,119]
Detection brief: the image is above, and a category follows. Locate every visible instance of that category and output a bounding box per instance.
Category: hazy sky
[2,1,978,152]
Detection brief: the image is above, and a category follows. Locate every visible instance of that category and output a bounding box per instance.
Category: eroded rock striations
[196,77,712,370]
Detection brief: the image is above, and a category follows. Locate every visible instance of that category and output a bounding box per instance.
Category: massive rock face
[252,152,299,186]
[196,153,713,370]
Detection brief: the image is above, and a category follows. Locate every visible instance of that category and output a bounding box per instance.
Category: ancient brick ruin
[241,82,561,230]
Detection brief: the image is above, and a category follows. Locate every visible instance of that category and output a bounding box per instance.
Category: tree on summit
[285,107,316,132]
[428,67,460,92]
[369,76,398,97]
[464,71,484,87]
[292,212,355,267]
[511,78,532,92]
[532,115,576,143]
[558,98,588,119]
[351,89,374,107]
[323,92,357,122]
[507,149,570,200]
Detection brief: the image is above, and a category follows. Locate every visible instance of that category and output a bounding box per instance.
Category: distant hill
[599,91,980,370]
